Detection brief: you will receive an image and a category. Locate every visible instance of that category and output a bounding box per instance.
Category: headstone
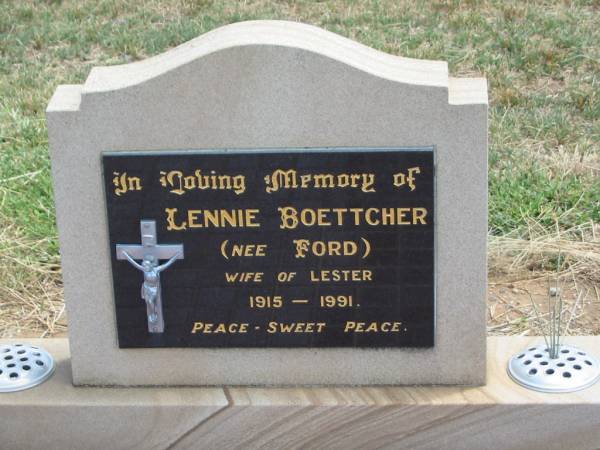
[47,20,487,386]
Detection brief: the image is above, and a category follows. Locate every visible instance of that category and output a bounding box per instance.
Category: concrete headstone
[47,20,487,386]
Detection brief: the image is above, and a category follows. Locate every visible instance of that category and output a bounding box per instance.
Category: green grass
[0,0,598,257]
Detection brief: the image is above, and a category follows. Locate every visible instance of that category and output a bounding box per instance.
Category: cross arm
[116,244,184,261]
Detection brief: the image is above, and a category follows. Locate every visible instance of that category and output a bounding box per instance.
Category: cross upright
[116,220,184,333]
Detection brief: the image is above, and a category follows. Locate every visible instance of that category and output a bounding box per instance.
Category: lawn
[0,0,598,336]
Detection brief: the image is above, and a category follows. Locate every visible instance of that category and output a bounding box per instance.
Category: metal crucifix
[116,220,184,333]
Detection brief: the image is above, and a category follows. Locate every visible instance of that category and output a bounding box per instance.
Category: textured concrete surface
[46,20,488,386]
[0,339,226,449]
[1,337,599,450]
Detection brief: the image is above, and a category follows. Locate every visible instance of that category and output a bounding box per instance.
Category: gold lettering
[365,208,380,225]
[293,239,310,258]
[187,210,203,228]
[317,209,331,226]
[222,210,238,227]
[278,206,299,229]
[301,209,316,226]
[191,322,204,333]
[232,176,245,194]
[229,244,266,257]
[264,169,376,193]
[313,174,335,188]
[349,208,363,225]
[366,322,378,332]
[344,321,403,333]
[382,208,394,225]
[113,172,142,196]
[191,322,248,334]
[310,269,373,282]
[333,208,347,225]
[337,174,349,187]
[217,174,231,190]
[204,210,221,227]
[361,174,376,193]
[246,209,260,227]
[393,167,421,191]
[267,322,326,333]
[160,169,245,195]
[344,321,356,332]
[413,207,428,224]
[165,208,187,230]
[160,170,184,195]
[397,207,411,225]
[183,175,196,190]
[277,207,428,228]
[165,209,262,230]
[265,169,298,193]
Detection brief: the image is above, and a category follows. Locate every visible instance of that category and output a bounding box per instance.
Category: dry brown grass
[490,221,600,283]
[488,276,598,337]
[0,226,65,338]
[489,220,599,336]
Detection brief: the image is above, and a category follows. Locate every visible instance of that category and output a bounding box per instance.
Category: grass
[0,0,598,336]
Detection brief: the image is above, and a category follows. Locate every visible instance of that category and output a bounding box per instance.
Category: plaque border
[101,146,437,349]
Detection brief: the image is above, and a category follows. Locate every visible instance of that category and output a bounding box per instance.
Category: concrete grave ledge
[1,337,599,450]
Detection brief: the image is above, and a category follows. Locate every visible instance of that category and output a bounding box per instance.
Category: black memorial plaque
[103,148,435,348]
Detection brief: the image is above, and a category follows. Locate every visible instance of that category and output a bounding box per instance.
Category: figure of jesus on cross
[116,220,184,333]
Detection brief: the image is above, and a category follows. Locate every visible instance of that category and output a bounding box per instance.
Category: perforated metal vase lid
[0,343,55,393]
[508,343,600,393]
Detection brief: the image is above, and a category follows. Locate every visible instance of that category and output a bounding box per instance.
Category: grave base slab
[1,336,599,450]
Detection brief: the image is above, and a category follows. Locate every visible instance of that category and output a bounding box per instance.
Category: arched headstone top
[84,21,449,92]
[49,20,486,113]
